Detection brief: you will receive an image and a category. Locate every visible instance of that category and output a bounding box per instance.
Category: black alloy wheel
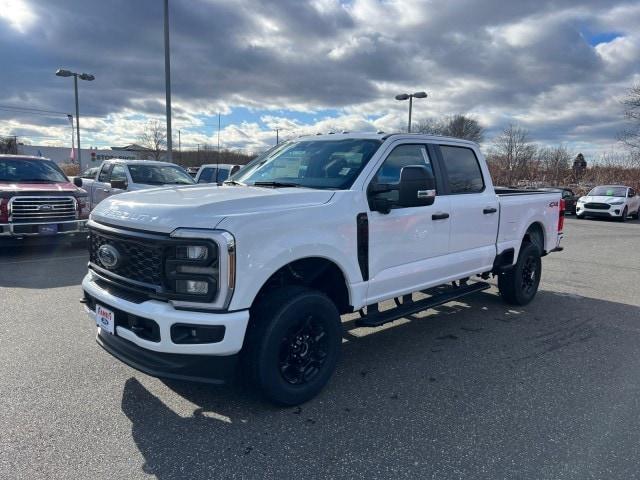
[279,315,329,385]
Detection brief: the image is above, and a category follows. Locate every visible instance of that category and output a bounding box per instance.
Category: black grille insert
[89,228,164,288]
[584,202,611,210]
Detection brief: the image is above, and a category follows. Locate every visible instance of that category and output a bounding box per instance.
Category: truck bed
[496,189,561,259]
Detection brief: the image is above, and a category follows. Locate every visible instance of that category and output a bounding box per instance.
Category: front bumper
[96,329,239,384]
[0,219,88,237]
[576,205,623,218]
[82,273,249,380]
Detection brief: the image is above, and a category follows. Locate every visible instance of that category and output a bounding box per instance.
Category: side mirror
[397,165,436,207]
[110,179,127,190]
[73,177,83,187]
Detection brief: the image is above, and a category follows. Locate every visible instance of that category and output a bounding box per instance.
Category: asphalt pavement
[1,217,639,479]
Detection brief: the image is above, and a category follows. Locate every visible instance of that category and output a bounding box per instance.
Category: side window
[98,164,112,182]
[110,164,127,183]
[217,169,230,182]
[374,144,434,184]
[198,168,215,183]
[371,144,435,207]
[562,190,572,199]
[440,146,484,194]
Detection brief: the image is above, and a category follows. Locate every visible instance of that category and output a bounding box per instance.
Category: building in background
[16,144,149,168]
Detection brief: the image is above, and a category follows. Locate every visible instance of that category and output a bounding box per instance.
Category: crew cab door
[91,162,113,208]
[436,144,499,274]
[365,143,451,303]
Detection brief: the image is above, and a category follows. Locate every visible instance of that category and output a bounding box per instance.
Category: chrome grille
[9,196,77,222]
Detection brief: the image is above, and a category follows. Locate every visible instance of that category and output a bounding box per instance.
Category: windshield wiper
[253,181,303,188]
[222,180,245,186]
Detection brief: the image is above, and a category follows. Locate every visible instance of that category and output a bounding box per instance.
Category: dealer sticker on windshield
[96,304,115,335]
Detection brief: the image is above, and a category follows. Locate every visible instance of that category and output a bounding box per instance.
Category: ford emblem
[39,204,53,211]
[97,244,121,269]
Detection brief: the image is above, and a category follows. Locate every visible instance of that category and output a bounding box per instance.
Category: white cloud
[0,0,36,33]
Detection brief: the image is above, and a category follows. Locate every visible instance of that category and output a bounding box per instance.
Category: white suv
[576,185,640,221]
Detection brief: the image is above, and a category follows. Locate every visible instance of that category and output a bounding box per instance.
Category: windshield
[588,186,627,197]
[128,164,195,185]
[0,157,68,183]
[234,139,382,189]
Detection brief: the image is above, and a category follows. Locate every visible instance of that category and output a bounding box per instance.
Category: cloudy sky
[0,0,639,156]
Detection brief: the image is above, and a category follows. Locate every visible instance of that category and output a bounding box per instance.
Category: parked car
[195,163,242,184]
[186,166,200,178]
[73,159,195,210]
[0,154,89,243]
[81,133,564,405]
[529,187,578,214]
[576,185,640,221]
[80,167,100,179]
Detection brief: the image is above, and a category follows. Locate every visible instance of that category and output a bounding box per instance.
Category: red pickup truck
[0,155,89,244]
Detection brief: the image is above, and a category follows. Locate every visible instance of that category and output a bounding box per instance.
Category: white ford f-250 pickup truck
[82,133,564,405]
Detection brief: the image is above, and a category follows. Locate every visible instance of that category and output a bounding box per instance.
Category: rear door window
[198,167,216,183]
[439,146,484,194]
[98,164,112,182]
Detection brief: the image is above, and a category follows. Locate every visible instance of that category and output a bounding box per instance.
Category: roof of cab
[293,132,479,147]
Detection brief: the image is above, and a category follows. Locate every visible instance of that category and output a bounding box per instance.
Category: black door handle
[432,213,450,220]
[483,207,497,214]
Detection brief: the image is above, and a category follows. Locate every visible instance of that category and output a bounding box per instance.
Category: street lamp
[56,68,94,172]
[395,91,427,133]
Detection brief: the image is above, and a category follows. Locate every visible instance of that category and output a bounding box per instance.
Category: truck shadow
[121,289,640,479]
[0,242,88,289]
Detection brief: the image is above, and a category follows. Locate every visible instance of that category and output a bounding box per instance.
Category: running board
[355,281,490,328]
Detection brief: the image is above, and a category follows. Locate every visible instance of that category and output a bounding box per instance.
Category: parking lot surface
[1,218,639,479]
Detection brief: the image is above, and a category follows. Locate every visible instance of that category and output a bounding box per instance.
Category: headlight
[176,245,208,260]
[609,201,624,205]
[176,279,211,295]
[165,241,218,300]
[169,229,236,309]
[577,197,585,204]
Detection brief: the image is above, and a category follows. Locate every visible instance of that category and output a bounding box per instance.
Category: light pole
[395,91,427,133]
[164,0,173,162]
[56,69,94,172]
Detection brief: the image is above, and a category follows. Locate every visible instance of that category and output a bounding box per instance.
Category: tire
[634,208,640,220]
[498,242,542,306]
[243,286,342,406]
[618,207,628,222]
[576,214,584,219]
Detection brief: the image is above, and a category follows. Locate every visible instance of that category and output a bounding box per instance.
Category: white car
[576,185,640,221]
[195,163,242,184]
[82,133,564,405]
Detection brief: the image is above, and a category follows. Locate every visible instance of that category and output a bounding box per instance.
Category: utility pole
[178,129,181,162]
[275,128,280,145]
[216,113,221,181]
[164,0,173,162]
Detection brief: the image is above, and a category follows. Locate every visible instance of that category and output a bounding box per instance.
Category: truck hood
[90,184,335,233]
[0,181,80,194]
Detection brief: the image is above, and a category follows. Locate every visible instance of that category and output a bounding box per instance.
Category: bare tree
[618,84,640,151]
[537,145,572,185]
[138,120,167,160]
[414,118,444,135]
[486,124,537,186]
[414,114,485,142]
[441,114,485,142]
